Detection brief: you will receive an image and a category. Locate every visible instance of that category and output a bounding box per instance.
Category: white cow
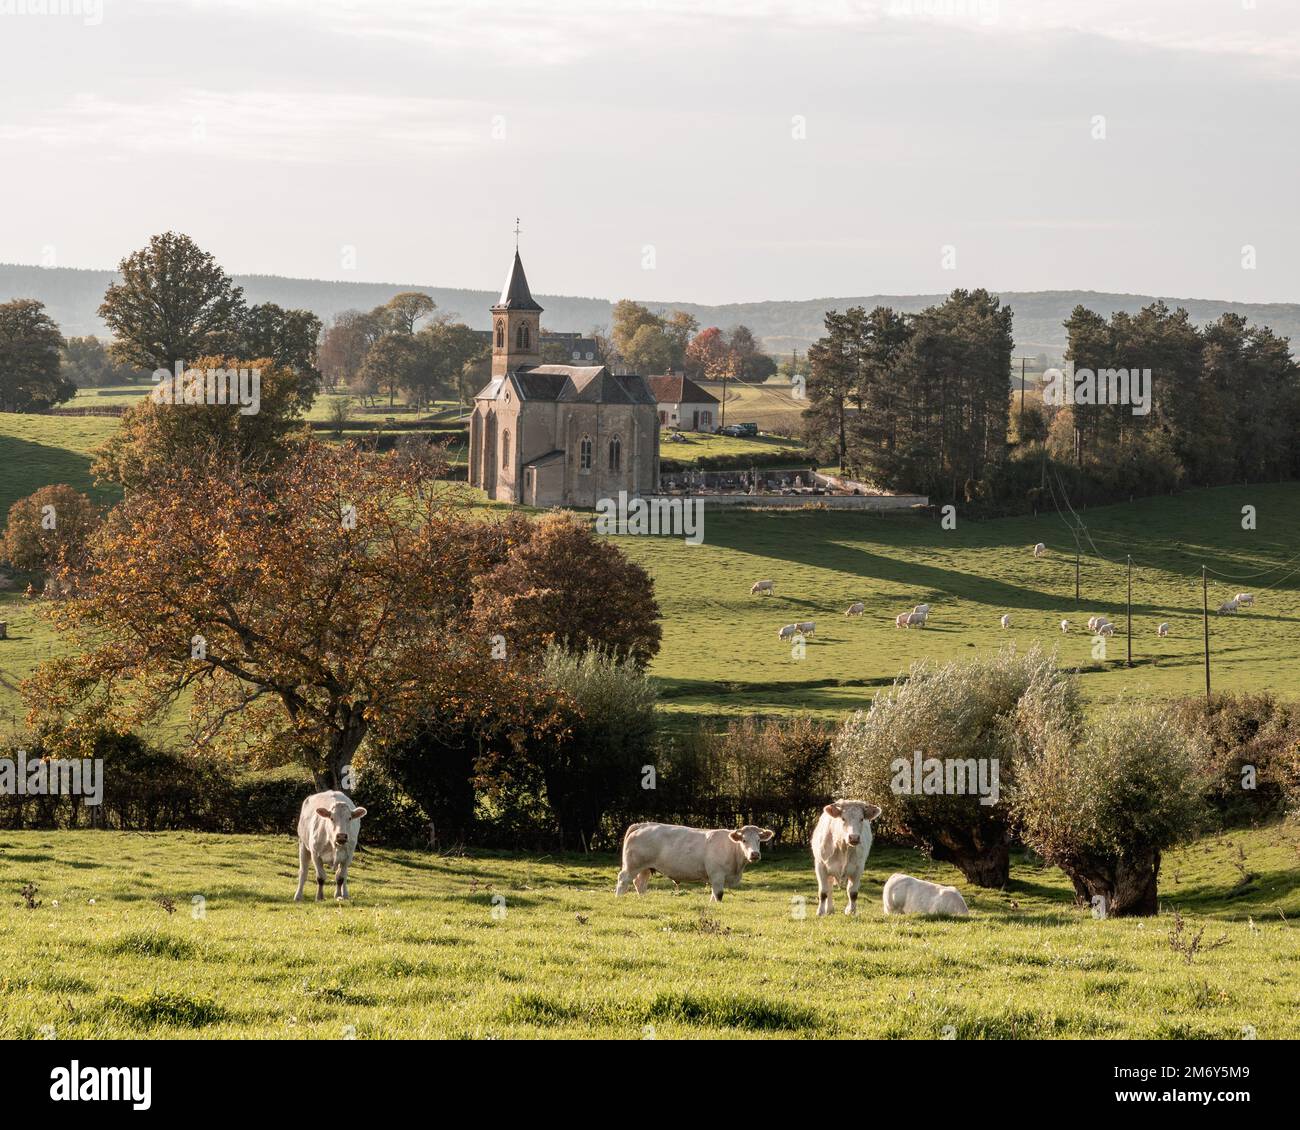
[1157,622,1170,637]
[1217,599,1239,615]
[777,623,798,640]
[1000,614,1012,629]
[1098,622,1116,636]
[913,604,931,616]
[882,872,970,917]
[295,790,368,902]
[615,821,775,902]
[796,621,816,638]
[844,601,865,617]
[905,611,927,629]
[1060,619,1070,633]
[895,612,911,629]
[1032,543,1047,558]
[1235,593,1254,607]
[811,799,882,916]
[750,580,775,596]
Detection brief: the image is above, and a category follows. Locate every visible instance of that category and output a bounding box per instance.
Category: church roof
[645,373,719,405]
[473,365,657,406]
[492,250,543,312]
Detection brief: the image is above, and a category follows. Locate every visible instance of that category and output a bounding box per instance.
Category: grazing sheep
[1060,620,1070,633]
[1157,622,1170,637]
[844,601,865,617]
[1032,542,1047,558]
[999,614,1012,629]
[882,873,970,916]
[750,580,775,596]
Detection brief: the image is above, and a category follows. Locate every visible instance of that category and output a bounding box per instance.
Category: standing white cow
[999,614,1012,629]
[750,580,775,596]
[796,621,817,638]
[844,601,865,617]
[615,822,775,902]
[811,799,882,916]
[882,873,970,916]
[1098,622,1116,636]
[1157,622,1170,637]
[913,604,931,616]
[294,791,368,902]
[777,623,798,640]
[1235,593,1254,607]
[894,612,911,629]
[1060,620,1070,633]
[1032,543,1047,558]
[904,611,927,629]
[1217,599,1239,615]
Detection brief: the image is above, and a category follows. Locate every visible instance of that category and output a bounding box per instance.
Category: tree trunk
[1062,849,1162,917]
[931,841,1009,888]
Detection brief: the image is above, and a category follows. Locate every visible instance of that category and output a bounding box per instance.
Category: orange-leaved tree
[25,440,541,787]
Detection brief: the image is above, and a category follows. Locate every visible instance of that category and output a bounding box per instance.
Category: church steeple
[491,235,543,376]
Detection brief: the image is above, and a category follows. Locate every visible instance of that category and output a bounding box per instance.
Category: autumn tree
[319,309,383,393]
[24,441,525,787]
[0,298,74,412]
[685,326,728,379]
[471,510,661,667]
[91,356,309,490]
[380,292,436,336]
[2,485,101,575]
[237,303,322,403]
[99,232,246,370]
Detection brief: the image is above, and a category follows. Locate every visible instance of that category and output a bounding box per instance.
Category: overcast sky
[1,0,1296,304]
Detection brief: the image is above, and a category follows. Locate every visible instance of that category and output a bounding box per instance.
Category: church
[468,249,660,508]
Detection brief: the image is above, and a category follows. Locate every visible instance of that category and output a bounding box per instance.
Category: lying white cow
[750,580,775,596]
[1217,599,1239,615]
[1235,593,1254,607]
[615,821,775,902]
[999,613,1012,629]
[882,872,970,917]
[844,601,865,617]
[295,790,368,902]
[1157,622,1170,637]
[811,799,881,916]
[1032,543,1047,558]
[1060,619,1070,633]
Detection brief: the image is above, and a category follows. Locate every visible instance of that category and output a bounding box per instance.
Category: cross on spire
[514,217,521,249]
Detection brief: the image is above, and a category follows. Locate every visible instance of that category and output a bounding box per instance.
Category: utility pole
[1126,555,1132,667]
[1202,565,1211,702]
[1075,549,1080,603]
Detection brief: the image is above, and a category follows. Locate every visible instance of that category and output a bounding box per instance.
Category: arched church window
[609,434,622,472]
[502,430,511,469]
[516,322,531,350]
[579,434,592,472]
[495,320,504,349]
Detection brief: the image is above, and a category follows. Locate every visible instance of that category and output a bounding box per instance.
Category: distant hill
[3,263,1298,360]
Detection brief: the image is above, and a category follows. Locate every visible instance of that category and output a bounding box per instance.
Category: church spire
[490,234,543,377]
[495,247,543,313]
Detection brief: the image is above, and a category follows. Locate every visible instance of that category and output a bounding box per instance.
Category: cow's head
[824,800,881,847]
[729,825,775,863]
[315,797,368,847]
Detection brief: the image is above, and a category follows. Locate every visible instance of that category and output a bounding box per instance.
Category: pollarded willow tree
[833,646,1080,888]
[23,441,545,788]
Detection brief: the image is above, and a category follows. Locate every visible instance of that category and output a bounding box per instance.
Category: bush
[2,484,101,576]
[832,647,1079,887]
[1169,693,1300,826]
[656,715,835,841]
[1013,701,1211,916]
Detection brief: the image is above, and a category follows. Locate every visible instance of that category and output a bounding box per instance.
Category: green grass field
[697,378,806,436]
[659,429,807,467]
[1,825,1295,1039]
[610,483,1300,720]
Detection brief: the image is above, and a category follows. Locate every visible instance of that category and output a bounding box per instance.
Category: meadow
[1,825,1295,1039]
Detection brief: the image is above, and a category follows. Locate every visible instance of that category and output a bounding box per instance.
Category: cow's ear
[350,807,367,820]
[729,830,744,842]
[824,803,842,818]
[315,807,332,819]
[759,828,775,842]
[865,805,882,821]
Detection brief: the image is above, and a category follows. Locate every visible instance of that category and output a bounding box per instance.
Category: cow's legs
[615,866,632,896]
[312,853,326,902]
[294,842,310,902]
[335,859,349,900]
[844,870,861,916]
[633,869,650,895]
[815,858,833,916]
